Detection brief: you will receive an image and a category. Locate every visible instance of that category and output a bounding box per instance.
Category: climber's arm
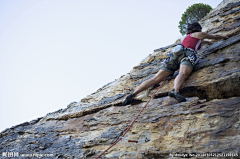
[194,32,228,40]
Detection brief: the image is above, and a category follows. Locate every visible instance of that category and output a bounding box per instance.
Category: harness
[162,44,199,72]
[181,47,199,65]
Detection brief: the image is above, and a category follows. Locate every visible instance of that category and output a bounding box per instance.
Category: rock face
[1,0,240,158]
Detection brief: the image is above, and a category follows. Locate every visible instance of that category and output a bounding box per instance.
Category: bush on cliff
[178,3,212,35]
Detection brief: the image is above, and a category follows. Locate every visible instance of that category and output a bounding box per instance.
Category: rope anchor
[119,137,150,143]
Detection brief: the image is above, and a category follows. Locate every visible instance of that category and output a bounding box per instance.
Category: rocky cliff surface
[1,0,240,158]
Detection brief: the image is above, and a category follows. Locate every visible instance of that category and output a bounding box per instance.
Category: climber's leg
[122,69,171,106]
[174,63,193,93]
[133,69,171,96]
[168,64,192,103]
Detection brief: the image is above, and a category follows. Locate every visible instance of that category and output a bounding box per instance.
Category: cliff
[1,0,240,158]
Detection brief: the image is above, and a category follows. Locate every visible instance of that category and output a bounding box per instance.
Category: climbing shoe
[168,90,186,103]
[122,93,135,106]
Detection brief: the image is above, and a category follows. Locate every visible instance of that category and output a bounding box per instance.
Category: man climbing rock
[122,22,228,106]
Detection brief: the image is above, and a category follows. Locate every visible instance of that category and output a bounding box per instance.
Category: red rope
[95,78,167,159]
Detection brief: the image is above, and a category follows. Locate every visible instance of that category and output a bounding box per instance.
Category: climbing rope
[95,78,167,159]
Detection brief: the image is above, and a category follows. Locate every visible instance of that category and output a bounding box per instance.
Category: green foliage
[179,3,212,35]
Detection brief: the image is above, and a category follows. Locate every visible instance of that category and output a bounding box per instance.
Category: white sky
[0,0,223,132]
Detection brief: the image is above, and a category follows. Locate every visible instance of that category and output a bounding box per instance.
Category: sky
[0,0,223,132]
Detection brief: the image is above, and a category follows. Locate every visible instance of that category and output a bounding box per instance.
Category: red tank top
[181,33,202,51]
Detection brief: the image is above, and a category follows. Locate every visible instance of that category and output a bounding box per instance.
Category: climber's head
[187,22,202,34]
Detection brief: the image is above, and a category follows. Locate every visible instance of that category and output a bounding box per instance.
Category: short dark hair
[187,22,202,34]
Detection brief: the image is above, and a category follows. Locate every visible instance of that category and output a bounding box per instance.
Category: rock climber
[122,22,228,106]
